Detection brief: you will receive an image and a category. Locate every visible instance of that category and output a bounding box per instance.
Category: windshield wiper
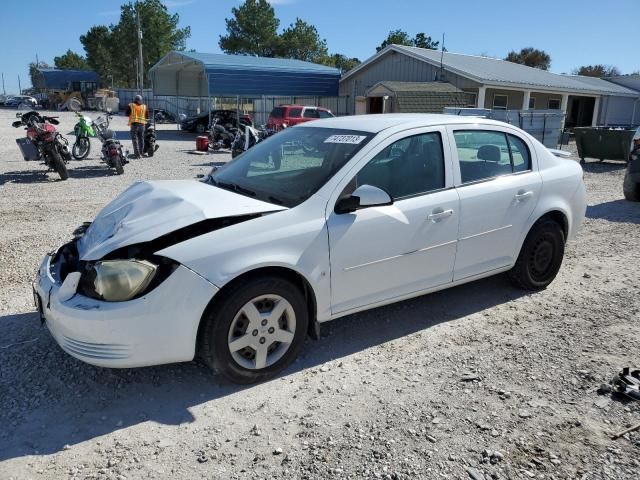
[214,180,257,197]
[267,196,286,206]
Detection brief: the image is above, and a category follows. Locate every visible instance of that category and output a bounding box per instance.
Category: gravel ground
[0,109,639,480]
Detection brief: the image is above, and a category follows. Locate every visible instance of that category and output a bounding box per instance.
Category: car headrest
[477,144,501,162]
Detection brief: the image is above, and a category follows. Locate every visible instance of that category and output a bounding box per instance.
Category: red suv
[267,105,334,131]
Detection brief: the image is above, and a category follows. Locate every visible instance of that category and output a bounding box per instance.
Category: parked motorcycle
[71,112,96,160]
[143,121,158,157]
[12,111,71,180]
[231,125,268,158]
[91,112,126,175]
[208,118,239,151]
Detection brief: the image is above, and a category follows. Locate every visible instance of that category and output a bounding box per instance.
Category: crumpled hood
[77,180,286,261]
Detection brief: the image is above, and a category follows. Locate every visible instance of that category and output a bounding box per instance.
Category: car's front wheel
[200,276,308,384]
[508,219,565,290]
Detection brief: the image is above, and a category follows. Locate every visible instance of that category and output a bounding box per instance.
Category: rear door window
[318,110,334,119]
[453,130,532,183]
[289,108,303,118]
[303,109,319,118]
[270,107,285,118]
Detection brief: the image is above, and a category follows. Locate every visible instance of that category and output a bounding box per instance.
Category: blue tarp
[36,69,100,90]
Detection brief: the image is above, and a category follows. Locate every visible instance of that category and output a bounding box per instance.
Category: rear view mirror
[335,184,393,214]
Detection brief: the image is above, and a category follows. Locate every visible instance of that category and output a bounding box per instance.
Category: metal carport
[149,51,341,98]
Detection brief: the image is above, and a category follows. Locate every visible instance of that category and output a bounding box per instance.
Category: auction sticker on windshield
[324,135,368,144]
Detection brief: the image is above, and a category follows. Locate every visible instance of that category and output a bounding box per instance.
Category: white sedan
[34,114,586,383]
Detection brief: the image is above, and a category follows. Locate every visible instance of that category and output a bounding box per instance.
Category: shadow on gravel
[0,170,57,185]
[581,161,627,173]
[68,166,119,179]
[110,129,195,143]
[586,199,640,224]
[0,275,526,461]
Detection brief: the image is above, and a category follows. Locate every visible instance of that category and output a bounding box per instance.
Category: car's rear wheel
[508,219,565,290]
[200,276,308,384]
[623,172,639,201]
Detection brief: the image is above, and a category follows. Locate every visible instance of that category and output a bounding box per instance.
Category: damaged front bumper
[34,243,218,368]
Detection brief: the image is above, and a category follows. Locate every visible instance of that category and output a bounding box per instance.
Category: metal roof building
[150,51,341,98]
[341,45,640,127]
[33,69,100,91]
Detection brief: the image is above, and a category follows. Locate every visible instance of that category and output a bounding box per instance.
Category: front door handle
[515,190,534,201]
[428,208,454,222]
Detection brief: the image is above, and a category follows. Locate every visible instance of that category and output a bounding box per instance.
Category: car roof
[301,113,512,133]
[276,105,328,110]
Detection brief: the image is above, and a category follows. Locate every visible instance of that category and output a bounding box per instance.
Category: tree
[572,64,621,77]
[413,33,439,50]
[28,61,51,90]
[504,47,551,70]
[219,0,280,57]
[80,26,113,82]
[377,29,414,51]
[320,53,361,73]
[54,50,89,70]
[78,0,190,88]
[277,18,328,62]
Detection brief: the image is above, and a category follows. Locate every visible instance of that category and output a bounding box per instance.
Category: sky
[0,0,638,94]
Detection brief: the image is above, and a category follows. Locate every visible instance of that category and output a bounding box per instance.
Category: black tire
[146,140,155,157]
[200,276,309,384]
[196,123,206,134]
[623,172,639,201]
[508,219,565,290]
[50,150,69,180]
[72,137,90,160]
[113,154,124,175]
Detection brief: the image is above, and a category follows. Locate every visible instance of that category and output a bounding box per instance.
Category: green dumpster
[573,127,636,164]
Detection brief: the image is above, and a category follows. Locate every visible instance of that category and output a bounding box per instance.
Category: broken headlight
[83,259,157,302]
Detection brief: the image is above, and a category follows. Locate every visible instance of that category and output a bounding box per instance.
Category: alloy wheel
[227,294,296,370]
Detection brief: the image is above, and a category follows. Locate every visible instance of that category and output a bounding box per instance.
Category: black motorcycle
[208,118,239,151]
[143,121,158,157]
[91,113,126,175]
[12,111,72,180]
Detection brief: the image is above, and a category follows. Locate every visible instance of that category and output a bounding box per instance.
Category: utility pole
[137,4,144,95]
[18,75,22,94]
[2,72,5,95]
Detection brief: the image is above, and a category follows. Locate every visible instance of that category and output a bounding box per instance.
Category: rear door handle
[428,208,454,222]
[515,190,534,201]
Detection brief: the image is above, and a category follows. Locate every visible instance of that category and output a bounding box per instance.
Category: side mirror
[334,184,393,214]
[16,113,21,118]
[12,120,22,128]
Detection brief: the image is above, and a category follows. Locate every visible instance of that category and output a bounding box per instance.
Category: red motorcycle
[13,111,72,180]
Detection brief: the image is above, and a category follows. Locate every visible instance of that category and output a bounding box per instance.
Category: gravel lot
[1,109,639,480]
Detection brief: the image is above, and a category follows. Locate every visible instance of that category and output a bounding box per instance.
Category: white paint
[522,90,532,110]
[35,114,587,371]
[592,96,601,126]
[477,86,486,108]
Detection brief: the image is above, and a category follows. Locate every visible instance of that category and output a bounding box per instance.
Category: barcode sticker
[324,135,367,145]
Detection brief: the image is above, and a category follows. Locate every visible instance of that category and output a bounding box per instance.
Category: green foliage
[572,64,621,77]
[53,50,89,70]
[77,0,190,88]
[219,0,280,57]
[376,30,440,52]
[29,61,51,89]
[219,0,358,70]
[504,48,551,70]
[319,54,361,73]
[278,18,328,62]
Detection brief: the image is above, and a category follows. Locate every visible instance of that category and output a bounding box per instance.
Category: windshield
[207,127,374,208]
